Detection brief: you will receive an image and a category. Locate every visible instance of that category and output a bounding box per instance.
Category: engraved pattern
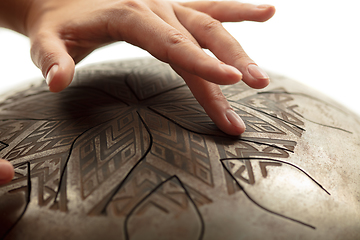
[0,58,353,240]
[78,110,144,199]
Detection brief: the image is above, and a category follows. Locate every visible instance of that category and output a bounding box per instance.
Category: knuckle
[231,51,249,62]
[200,18,222,32]
[107,0,146,19]
[119,0,144,11]
[167,29,188,45]
[210,91,226,102]
[162,30,189,63]
[202,91,226,110]
[105,0,147,38]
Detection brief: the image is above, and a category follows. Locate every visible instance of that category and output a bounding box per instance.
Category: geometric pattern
[0,58,353,239]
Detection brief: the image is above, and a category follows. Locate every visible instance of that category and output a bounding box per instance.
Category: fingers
[0,159,14,185]
[180,1,275,23]
[109,6,242,85]
[173,65,245,135]
[174,4,270,89]
[30,32,75,92]
[142,6,245,135]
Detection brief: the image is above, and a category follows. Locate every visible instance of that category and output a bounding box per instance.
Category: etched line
[292,114,352,134]
[221,160,316,229]
[0,141,9,151]
[255,91,352,133]
[239,138,294,153]
[53,112,127,205]
[257,91,345,112]
[148,107,294,155]
[124,175,205,240]
[258,91,350,116]
[229,100,306,132]
[259,161,282,178]
[100,111,153,214]
[124,74,141,102]
[221,157,330,195]
[148,106,228,136]
[125,67,187,102]
[69,86,131,107]
[1,162,32,240]
[176,175,205,240]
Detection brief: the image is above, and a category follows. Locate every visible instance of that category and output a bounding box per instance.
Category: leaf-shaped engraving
[125,176,204,240]
[222,157,330,228]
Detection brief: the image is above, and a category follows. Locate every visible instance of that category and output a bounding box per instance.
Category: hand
[0,159,14,185]
[2,0,275,136]
[25,0,275,136]
[0,0,274,186]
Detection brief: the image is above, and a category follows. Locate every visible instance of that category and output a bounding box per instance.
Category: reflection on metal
[0,58,359,239]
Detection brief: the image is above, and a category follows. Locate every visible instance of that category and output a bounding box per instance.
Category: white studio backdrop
[0,0,359,115]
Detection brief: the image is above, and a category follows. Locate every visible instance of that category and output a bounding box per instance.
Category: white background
[0,0,359,115]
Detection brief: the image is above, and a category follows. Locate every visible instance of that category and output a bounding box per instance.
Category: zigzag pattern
[9,153,68,211]
[0,120,37,148]
[127,61,184,100]
[150,99,220,135]
[0,87,126,120]
[3,120,84,161]
[79,110,144,199]
[240,90,305,137]
[125,176,203,240]
[145,110,213,186]
[106,162,211,217]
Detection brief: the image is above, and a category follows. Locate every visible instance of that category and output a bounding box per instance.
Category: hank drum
[0,58,359,240]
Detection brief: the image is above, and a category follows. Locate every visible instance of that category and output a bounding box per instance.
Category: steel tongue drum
[0,58,359,240]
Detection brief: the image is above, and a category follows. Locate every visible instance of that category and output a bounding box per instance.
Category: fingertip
[47,65,73,93]
[204,99,246,136]
[46,58,75,93]
[0,159,14,185]
[174,67,245,136]
[256,4,276,22]
[245,64,270,89]
[225,109,246,135]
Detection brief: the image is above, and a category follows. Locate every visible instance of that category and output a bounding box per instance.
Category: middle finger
[173,3,270,89]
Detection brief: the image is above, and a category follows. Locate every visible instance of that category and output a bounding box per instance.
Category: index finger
[172,65,246,135]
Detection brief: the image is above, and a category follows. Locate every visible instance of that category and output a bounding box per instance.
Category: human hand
[7,0,275,136]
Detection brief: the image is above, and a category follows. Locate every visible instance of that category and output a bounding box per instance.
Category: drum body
[0,58,359,240]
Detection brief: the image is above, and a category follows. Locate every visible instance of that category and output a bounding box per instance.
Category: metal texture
[0,58,359,240]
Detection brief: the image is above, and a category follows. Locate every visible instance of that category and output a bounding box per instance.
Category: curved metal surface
[0,58,359,239]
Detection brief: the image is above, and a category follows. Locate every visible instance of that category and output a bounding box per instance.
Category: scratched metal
[0,58,359,240]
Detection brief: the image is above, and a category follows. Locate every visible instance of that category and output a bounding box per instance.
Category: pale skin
[0,0,275,185]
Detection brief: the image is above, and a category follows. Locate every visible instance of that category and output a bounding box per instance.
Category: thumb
[30,32,75,92]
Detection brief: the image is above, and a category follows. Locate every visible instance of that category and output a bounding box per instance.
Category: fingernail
[247,64,269,80]
[0,160,13,181]
[226,109,246,130]
[46,65,59,85]
[220,64,243,79]
[257,4,272,9]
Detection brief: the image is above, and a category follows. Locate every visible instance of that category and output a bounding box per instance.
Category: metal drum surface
[0,58,359,240]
